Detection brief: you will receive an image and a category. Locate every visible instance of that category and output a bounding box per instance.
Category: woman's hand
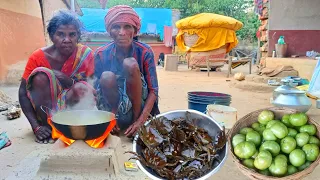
[124,119,144,138]
[53,70,74,88]
[111,123,121,136]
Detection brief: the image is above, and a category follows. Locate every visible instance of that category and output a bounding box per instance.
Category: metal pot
[132,109,228,180]
[273,79,297,100]
[272,79,312,113]
[42,106,115,140]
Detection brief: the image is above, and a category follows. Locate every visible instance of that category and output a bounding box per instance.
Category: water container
[206,105,237,129]
[278,36,285,45]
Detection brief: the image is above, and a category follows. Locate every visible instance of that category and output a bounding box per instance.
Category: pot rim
[206,104,237,113]
[51,110,115,126]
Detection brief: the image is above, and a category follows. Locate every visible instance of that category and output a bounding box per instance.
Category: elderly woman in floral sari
[19,10,95,144]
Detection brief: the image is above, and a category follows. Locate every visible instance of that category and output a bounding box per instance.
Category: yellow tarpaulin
[176,13,243,53]
[297,85,318,100]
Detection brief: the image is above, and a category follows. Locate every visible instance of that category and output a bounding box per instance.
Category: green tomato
[289,149,306,167]
[260,141,281,157]
[259,169,271,176]
[302,144,320,161]
[299,124,317,136]
[287,165,298,175]
[309,136,320,146]
[268,154,288,177]
[266,120,279,129]
[287,128,298,138]
[242,159,255,169]
[258,110,275,125]
[270,122,288,139]
[263,129,277,141]
[234,141,257,159]
[281,136,297,154]
[282,114,293,128]
[232,134,246,148]
[297,161,312,171]
[289,113,308,127]
[276,138,282,145]
[294,125,301,131]
[276,154,288,164]
[252,151,259,159]
[252,122,260,129]
[252,122,266,135]
[296,133,310,147]
[253,150,273,170]
[239,127,254,135]
[246,131,261,147]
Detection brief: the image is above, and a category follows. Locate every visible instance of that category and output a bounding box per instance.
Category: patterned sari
[23,44,94,112]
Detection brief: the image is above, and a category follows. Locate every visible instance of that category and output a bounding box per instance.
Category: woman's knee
[100,71,117,88]
[32,73,49,89]
[123,58,140,76]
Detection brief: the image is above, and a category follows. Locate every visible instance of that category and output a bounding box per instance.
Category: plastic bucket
[206,104,237,129]
[188,100,231,113]
[187,91,232,113]
[188,92,231,99]
[188,96,231,103]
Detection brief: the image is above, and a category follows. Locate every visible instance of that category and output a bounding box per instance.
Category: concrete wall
[83,41,172,65]
[266,57,317,80]
[149,43,173,62]
[268,0,320,56]
[269,0,320,30]
[0,0,42,18]
[0,0,46,80]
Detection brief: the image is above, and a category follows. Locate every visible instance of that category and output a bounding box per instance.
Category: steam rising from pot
[66,77,98,111]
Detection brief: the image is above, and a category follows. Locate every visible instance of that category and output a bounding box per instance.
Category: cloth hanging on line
[254,0,263,16]
[164,26,173,47]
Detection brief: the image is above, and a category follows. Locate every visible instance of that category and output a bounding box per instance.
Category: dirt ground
[0,64,319,180]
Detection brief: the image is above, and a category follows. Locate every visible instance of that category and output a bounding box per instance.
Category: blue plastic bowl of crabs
[131,109,228,180]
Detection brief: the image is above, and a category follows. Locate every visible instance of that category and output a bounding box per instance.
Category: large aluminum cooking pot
[272,79,312,113]
[132,109,228,180]
[41,106,115,140]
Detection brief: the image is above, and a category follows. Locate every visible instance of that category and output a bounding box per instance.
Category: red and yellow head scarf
[104,5,141,34]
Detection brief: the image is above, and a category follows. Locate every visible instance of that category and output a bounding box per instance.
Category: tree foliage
[78,0,260,42]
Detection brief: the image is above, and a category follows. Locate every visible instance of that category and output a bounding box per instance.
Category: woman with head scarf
[19,10,96,144]
[94,5,160,137]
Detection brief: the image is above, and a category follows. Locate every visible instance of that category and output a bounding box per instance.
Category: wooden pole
[71,0,75,12]
[206,56,210,77]
[228,56,232,78]
[257,39,261,65]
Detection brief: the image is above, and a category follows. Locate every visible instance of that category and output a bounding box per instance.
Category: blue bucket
[188,100,231,113]
[188,91,231,99]
[188,96,231,103]
[188,98,231,106]
[187,91,232,113]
